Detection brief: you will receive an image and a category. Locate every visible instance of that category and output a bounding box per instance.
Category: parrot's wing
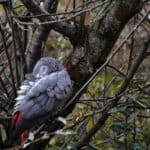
[16,73,36,96]
[14,70,72,120]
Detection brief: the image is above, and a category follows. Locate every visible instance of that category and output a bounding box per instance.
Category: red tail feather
[12,112,28,143]
[21,131,28,143]
[12,111,23,128]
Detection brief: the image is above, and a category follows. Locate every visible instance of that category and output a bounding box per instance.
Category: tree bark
[6,0,143,148]
[65,0,143,86]
[46,0,144,135]
[24,0,60,72]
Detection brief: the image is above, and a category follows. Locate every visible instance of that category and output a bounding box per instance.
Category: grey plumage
[12,57,73,136]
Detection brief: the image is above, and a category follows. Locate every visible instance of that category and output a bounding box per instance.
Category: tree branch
[25,0,60,72]
[35,0,144,144]
[73,35,150,149]
[20,0,77,40]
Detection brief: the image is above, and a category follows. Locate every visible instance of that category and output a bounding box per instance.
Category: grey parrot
[11,57,73,142]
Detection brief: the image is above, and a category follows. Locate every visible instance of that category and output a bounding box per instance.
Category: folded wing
[14,70,72,121]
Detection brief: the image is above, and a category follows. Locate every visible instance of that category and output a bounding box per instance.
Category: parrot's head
[33,57,64,78]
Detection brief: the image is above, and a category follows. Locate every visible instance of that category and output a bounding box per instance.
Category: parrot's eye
[36,65,49,78]
[41,65,48,72]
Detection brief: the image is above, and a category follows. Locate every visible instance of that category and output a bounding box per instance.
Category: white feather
[15,100,23,105]
[56,117,67,125]
[15,95,25,101]
[36,74,40,78]
[28,132,34,141]
[17,89,26,94]
[20,85,30,90]
[29,81,34,85]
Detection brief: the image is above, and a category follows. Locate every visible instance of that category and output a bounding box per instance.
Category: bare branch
[0,25,17,96]
[20,0,77,40]
[73,35,150,149]
[25,0,60,72]
[63,11,148,111]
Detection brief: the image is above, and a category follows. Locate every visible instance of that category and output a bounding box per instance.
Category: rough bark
[24,0,60,72]
[21,0,143,128]
[65,0,143,86]
[46,0,144,135]
[2,0,144,148]
[73,34,150,150]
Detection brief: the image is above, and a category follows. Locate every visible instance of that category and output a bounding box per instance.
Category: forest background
[0,0,149,149]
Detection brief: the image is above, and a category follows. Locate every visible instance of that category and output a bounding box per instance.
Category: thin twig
[73,32,150,150]
[0,76,10,98]
[13,0,109,26]
[63,11,149,111]
[4,5,20,87]
[0,25,17,96]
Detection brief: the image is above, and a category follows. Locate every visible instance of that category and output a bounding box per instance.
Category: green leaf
[130,142,142,150]
[87,119,94,130]
[49,137,56,146]
[111,123,131,134]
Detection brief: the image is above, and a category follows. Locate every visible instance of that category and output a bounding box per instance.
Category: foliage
[0,0,149,150]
